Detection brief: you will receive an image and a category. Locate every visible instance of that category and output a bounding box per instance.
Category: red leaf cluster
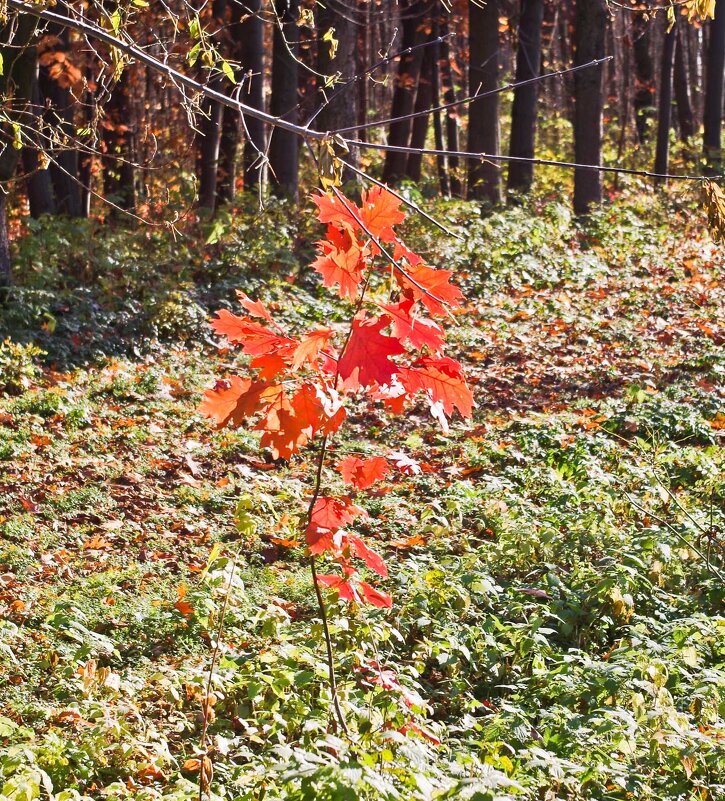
[200,188,473,610]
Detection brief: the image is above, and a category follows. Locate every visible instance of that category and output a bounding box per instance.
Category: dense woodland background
[0,0,723,263]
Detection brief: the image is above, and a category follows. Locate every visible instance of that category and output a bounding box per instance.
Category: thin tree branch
[5,0,326,141]
[332,57,614,135]
[346,140,722,182]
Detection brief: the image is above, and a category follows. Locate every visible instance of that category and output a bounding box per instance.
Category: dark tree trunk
[674,23,695,143]
[431,35,448,194]
[196,0,226,211]
[315,0,358,135]
[0,13,38,286]
[38,26,82,217]
[439,18,461,197]
[236,0,266,191]
[703,0,725,169]
[0,193,10,290]
[23,67,56,217]
[406,41,434,181]
[508,0,544,193]
[632,12,655,143]
[101,70,136,215]
[573,0,607,215]
[468,0,501,203]
[654,18,676,181]
[197,84,224,211]
[383,0,426,184]
[217,105,239,205]
[269,0,300,198]
[358,1,370,141]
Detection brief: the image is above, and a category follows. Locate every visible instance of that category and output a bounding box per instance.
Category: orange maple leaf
[292,328,335,370]
[358,186,405,243]
[199,377,278,428]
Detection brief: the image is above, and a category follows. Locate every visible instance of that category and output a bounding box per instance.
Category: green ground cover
[0,187,723,800]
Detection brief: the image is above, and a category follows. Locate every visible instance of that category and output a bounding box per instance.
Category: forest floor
[0,187,723,801]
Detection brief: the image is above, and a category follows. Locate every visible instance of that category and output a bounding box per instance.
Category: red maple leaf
[338,455,390,490]
[397,263,463,316]
[379,298,445,353]
[199,377,277,428]
[401,356,473,429]
[249,352,290,380]
[306,526,343,555]
[359,581,392,608]
[317,573,391,608]
[316,573,358,603]
[349,533,387,577]
[310,495,366,530]
[338,314,406,390]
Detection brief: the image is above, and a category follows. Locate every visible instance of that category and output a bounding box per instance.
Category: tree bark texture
[508,0,544,193]
[573,0,607,215]
[673,22,695,142]
[654,18,676,181]
[468,0,501,203]
[406,41,433,182]
[632,12,655,143]
[236,0,266,191]
[0,13,39,285]
[383,0,426,184]
[269,0,300,198]
[38,25,83,217]
[703,0,725,169]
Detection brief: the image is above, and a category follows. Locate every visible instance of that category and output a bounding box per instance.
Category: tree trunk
[23,65,56,217]
[439,18,461,197]
[269,0,300,199]
[573,0,607,215]
[673,22,695,143]
[195,0,226,212]
[654,18,676,181]
[197,84,224,211]
[508,0,544,193]
[217,105,239,205]
[383,0,426,185]
[431,34,448,195]
[38,25,83,217]
[406,41,433,181]
[236,0,266,191]
[315,0,358,135]
[0,13,38,286]
[468,0,501,203]
[101,69,136,215]
[0,194,11,290]
[632,12,655,143]
[703,0,725,170]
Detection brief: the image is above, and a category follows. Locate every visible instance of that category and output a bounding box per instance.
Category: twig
[332,57,613,135]
[345,140,722,183]
[337,156,462,240]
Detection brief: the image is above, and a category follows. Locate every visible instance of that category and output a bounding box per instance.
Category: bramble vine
[199,187,472,744]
